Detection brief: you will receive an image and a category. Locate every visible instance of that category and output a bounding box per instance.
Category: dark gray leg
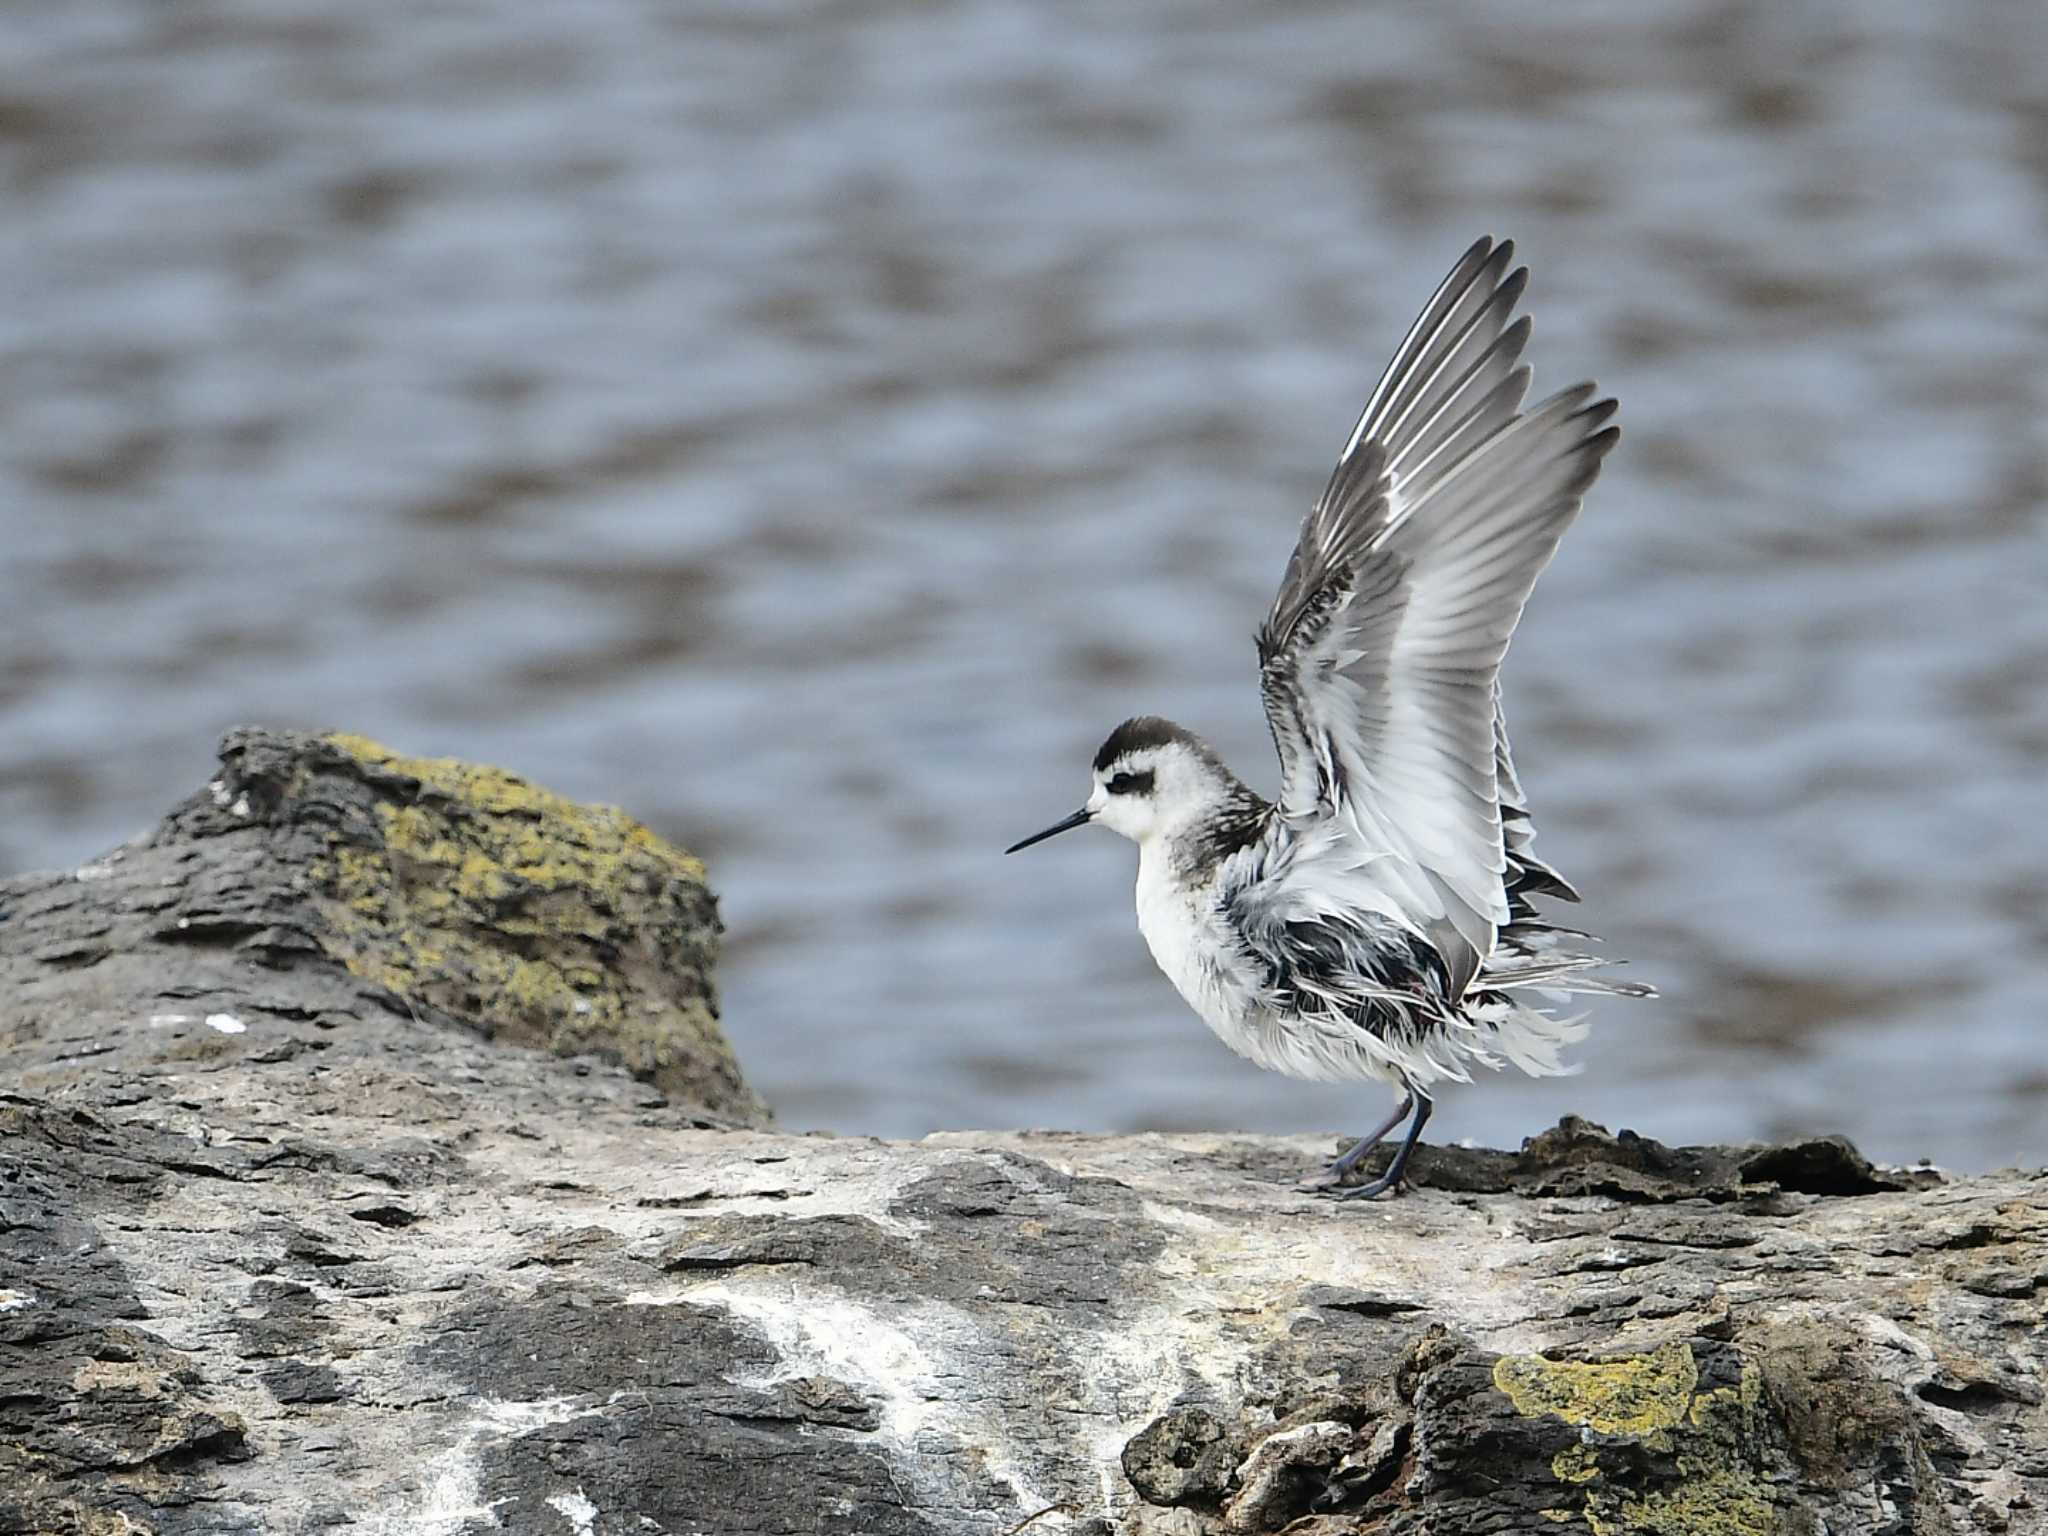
[1297,1095,1412,1191]
[1333,1093,1434,1200]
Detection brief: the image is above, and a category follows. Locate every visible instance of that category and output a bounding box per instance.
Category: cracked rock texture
[3,736,2045,1535]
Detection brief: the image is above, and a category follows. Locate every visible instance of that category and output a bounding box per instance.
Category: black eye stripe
[1106,770,1155,796]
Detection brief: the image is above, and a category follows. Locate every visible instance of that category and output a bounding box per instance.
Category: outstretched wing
[1494,686,1580,916]
[1257,238,1618,993]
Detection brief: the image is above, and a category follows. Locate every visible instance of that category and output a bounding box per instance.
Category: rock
[0,726,762,1122]
[1124,1406,1240,1508]
[2,735,2044,1534]
[7,1099,2041,1536]
[1223,1420,1349,1532]
[1339,1113,1941,1204]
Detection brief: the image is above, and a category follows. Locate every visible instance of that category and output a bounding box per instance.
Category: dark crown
[1093,716,1202,772]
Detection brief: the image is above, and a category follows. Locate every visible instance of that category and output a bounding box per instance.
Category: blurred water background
[3,2,2044,1169]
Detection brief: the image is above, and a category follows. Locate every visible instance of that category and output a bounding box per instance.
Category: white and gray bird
[1006,237,1652,1198]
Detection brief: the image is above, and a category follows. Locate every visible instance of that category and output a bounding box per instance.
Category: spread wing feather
[1257,238,1618,995]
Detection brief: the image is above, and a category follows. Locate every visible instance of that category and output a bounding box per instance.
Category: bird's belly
[1133,874,1403,1087]
[1134,894,1255,1043]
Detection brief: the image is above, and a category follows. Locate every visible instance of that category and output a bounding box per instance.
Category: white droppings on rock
[147,1013,194,1028]
[205,1013,247,1035]
[1138,1197,1224,1234]
[655,1276,1066,1519]
[1227,1421,1352,1533]
[74,856,120,881]
[638,1279,942,1443]
[208,778,233,807]
[374,1397,602,1536]
[545,1489,597,1535]
[1854,1311,1938,1364]
[1074,1292,1264,1521]
[231,793,251,816]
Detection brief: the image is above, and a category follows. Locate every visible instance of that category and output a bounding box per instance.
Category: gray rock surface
[3,736,2044,1535]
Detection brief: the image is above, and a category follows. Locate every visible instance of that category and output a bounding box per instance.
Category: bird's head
[1005,716,1231,852]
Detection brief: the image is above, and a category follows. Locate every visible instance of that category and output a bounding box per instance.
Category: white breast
[1134,843,1301,1071]
[1135,849,1231,1021]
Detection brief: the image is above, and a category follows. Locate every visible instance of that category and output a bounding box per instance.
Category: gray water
[3,2,2044,1169]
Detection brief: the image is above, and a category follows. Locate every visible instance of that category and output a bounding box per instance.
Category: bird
[1005,236,1652,1200]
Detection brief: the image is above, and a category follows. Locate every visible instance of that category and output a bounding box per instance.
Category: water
[3,2,2044,1170]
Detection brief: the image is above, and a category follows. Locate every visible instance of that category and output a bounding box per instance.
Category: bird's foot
[1323,1167,1406,1201]
[1295,1165,1352,1193]
[1298,1158,1405,1199]
[1299,1093,1430,1201]
[1298,1098,1413,1193]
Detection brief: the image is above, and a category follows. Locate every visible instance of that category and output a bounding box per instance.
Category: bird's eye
[1107,770,1154,796]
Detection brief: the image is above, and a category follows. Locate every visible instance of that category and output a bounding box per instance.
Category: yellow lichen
[1553,1441,1603,1484]
[1688,1373,1763,1435]
[301,731,754,1113]
[323,731,704,884]
[1494,1340,1700,1438]
[1497,1344,1782,1536]
[1595,1468,1776,1536]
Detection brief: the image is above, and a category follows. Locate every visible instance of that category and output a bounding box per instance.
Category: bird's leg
[1297,1095,1412,1191]
[1333,1093,1434,1200]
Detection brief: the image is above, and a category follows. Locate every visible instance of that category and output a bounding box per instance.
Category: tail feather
[1465,998,1590,1077]
[1483,951,1657,999]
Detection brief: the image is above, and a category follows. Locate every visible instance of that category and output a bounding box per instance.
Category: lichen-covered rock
[0,726,762,1121]
[298,730,749,1113]
[5,1063,2042,1534]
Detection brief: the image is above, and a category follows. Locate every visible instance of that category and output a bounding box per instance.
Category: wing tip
[1438,238,1523,337]
[1534,383,1623,454]
[1576,392,1621,432]
[1458,232,1504,268]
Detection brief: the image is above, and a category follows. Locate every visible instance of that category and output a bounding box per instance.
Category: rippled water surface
[3,3,2044,1167]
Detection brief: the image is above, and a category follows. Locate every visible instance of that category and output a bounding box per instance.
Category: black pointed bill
[1004,808,1092,854]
